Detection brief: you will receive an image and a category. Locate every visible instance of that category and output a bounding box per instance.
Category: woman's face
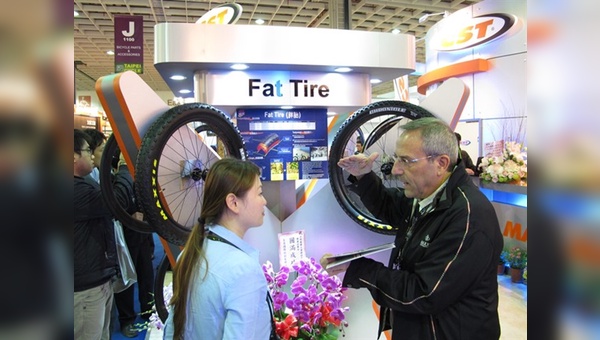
[238,175,267,228]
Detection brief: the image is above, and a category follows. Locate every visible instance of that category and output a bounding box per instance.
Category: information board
[236,108,328,181]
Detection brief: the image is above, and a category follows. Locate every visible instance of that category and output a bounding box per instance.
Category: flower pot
[497,264,506,275]
[509,268,524,283]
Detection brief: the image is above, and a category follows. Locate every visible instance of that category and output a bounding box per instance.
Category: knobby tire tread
[328,100,433,235]
[135,103,246,246]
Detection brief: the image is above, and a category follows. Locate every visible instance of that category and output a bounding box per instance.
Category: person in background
[82,129,155,338]
[83,128,107,182]
[454,132,477,175]
[322,118,503,340]
[163,158,273,340]
[355,138,364,154]
[74,129,135,340]
[79,129,156,337]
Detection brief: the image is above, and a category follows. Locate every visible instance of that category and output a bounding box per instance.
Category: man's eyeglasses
[393,155,434,167]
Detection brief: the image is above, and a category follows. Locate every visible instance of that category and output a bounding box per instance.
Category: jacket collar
[429,161,472,212]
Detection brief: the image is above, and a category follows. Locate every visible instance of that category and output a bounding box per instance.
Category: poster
[237,108,328,181]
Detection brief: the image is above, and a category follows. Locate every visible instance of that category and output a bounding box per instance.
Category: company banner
[114,15,143,74]
[492,201,527,251]
[237,108,328,181]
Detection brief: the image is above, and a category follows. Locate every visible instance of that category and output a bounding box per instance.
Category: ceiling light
[170,75,186,80]
[231,64,248,70]
[74,11,80,17]
[370,78,382,84]
[391,29,400,34]
[418,10,449,24]
[106,50,114,55]
[179,89,191,94]
[255,19,265,25]
[334,67,352,73]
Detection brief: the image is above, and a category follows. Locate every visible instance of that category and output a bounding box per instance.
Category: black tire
[154,254,171,323]
[328,100,434,234]
[100,134,153,233]
[135,103,246,246]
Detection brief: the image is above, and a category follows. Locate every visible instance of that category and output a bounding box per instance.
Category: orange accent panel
[160,237,183,267]
[112,75,143,148]
[327,114,341,134]
[417,59,490,95]
[297,179,318,209]
[371,300,392,340]
[95,74,140,177]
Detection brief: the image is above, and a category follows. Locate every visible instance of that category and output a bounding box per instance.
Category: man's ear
[437,155,451,172]
[225,193,239,213]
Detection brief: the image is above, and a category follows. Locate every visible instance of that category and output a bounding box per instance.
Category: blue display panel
[237,108,328,181]
[480,188,527,208]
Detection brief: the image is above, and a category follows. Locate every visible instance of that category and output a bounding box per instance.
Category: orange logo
[503,220,527,242]
[432,13,517,51]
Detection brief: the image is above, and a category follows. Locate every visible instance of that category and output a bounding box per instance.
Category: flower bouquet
[506,247,527,269]
[479,141,527,184]
[263,258,349,340]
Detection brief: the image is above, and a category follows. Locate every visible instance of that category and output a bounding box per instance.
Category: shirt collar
[417,177,450,213]
[208,224,259,261]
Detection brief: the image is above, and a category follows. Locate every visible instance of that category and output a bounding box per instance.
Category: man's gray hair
[401,117,458,169]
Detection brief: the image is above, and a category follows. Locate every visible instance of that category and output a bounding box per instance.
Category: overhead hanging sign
[196,3,243,24]
[114,15,144,74]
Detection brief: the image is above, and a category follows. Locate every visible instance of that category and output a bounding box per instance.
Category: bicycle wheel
[153,254,171,323]
[135,103,246,246]
[100,134,153,233]
[328,100,434,234]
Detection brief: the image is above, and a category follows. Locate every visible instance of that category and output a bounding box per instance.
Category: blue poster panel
[237,108,328,181]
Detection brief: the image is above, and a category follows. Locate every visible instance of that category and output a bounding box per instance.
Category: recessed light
[370,78,382,84]
[231,64,248,70]
[170,75,186,80]
[334,67,352,73]
[255,19,265,25]
[392,29,400,34]
[179,89,191,94]
[74,11,80,17]
[106,50,114,55]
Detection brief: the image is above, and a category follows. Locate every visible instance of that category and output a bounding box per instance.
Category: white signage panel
[205,71,370,107]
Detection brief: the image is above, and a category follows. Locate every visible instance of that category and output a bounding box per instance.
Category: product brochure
[325,242,395,269]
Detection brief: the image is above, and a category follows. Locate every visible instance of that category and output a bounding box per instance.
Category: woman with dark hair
[163,158,273,339]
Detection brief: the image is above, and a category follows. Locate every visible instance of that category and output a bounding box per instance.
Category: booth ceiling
[74,0,482,97]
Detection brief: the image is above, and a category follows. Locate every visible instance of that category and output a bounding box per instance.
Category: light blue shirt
[163,225,272,339]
